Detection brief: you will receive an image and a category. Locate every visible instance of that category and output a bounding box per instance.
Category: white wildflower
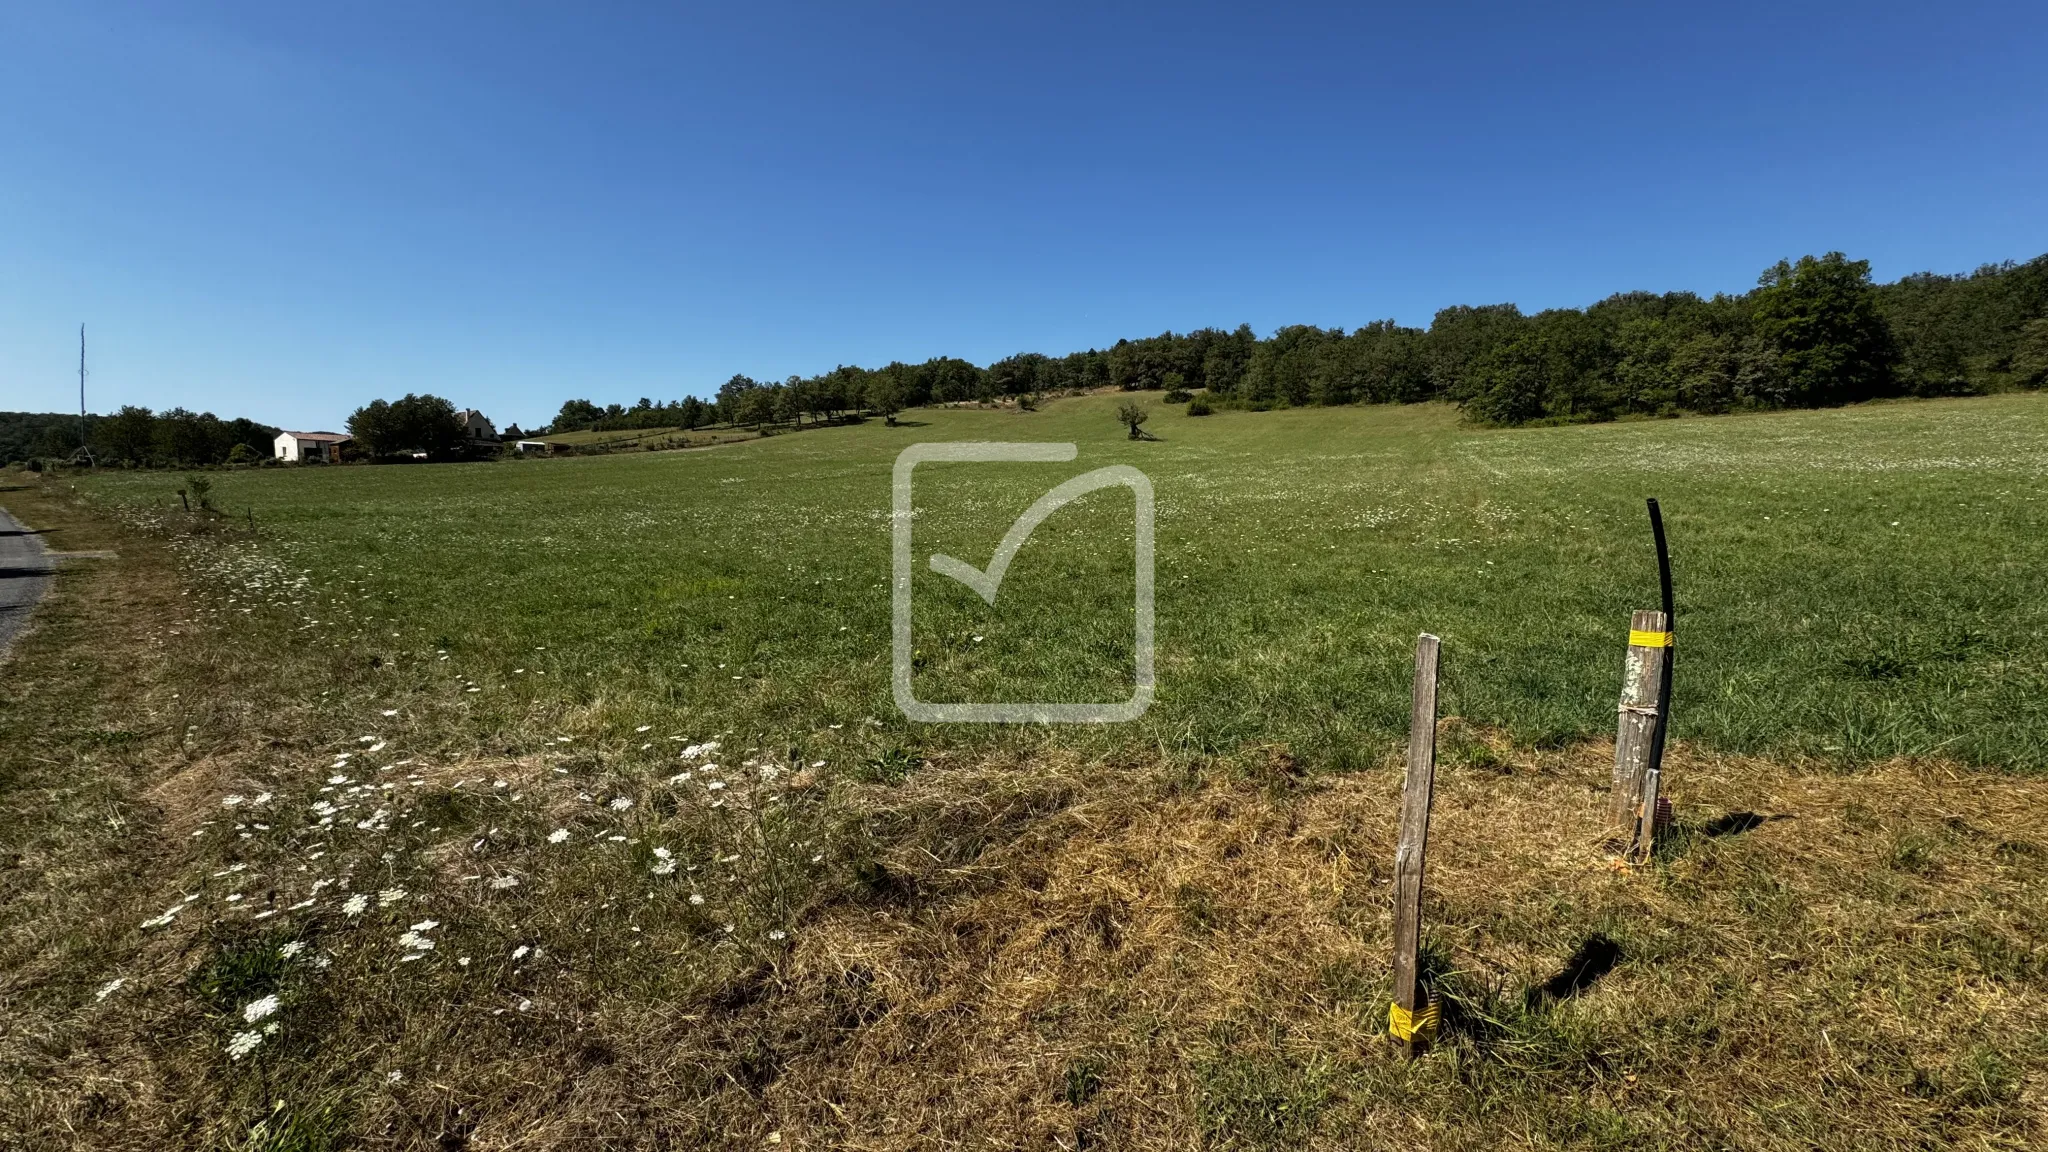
[280,941,306,959]
[342,894,370,916]
[547,829,570,844]
[488,876,519,890]
[242,995,281,1023]
[95,977,126,1000]
[608,797,633,811]
[511,945,531,961]
[225,1030,265,1060]
[378,887,406,906]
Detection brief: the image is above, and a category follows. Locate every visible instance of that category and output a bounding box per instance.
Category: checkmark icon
[928,466,1144,606]
[891,442,1156,724]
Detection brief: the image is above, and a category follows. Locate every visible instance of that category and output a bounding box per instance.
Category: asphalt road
[0,503,53,660]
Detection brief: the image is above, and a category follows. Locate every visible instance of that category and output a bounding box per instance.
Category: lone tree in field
[1117,400,1149,440]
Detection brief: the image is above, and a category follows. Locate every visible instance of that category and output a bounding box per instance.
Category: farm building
[273,430,350,463]
[513,440,551,454]
[456,409,499,443]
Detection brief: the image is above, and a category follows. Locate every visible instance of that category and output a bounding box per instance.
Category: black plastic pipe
[1646,498,1674,778]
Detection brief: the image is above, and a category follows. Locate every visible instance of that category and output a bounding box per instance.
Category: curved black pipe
[1646,498,1674,777]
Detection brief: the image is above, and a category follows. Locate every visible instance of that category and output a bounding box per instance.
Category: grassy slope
[1,395,2045,1150]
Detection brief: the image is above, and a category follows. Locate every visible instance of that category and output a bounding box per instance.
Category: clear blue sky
[3,1,2043,432]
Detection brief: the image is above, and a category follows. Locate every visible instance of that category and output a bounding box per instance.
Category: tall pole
[79,324,88,454]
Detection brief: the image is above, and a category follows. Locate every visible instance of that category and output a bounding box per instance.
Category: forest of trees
[0,406,277,467]
[542,250,2048,432]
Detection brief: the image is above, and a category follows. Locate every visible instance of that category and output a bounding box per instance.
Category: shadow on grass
[1531,935,1623,1004]
[1698,811,1790,838]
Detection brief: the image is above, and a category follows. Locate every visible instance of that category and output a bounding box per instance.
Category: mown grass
[1,392,2045,1150]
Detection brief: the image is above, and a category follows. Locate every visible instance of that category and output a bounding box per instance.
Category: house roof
[280,431,352,443]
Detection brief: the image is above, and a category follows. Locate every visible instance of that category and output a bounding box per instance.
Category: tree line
[540,250,2047,431]
[1,407,277,467]
[11,249,2042,467]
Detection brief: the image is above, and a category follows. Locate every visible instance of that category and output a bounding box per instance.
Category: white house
[274,430,351,463]
[456,409,498,443]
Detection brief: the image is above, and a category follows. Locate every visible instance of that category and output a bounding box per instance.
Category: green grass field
[75,390,2048,770]
[5,392,2047,1150]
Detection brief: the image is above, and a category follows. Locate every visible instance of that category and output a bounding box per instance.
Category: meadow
[2,392,2046,1150]
[71,390,2048,770]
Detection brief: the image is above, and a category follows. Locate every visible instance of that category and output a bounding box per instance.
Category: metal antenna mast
[70,324,96,467]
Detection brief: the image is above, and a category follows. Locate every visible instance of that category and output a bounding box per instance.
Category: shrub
[1163,388,1194,404]
[1117,401,1150,439]
[1187,396,1213,416]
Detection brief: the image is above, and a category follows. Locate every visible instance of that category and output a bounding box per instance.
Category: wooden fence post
[1609,610,1669,832]
[1390,632,1441,1058]
[1634,766,1662,863]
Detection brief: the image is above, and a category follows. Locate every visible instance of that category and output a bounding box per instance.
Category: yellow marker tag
[1388,998,1441,1043]
[1628,629,1673,648]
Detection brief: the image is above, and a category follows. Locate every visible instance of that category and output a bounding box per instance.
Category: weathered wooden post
[1390,632,1441,1058]
[1634,766,1662,863]
[1609,610,1669,832]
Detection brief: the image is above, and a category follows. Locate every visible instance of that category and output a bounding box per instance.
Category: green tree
[1749,252,1898,407]
[347,393,464,458]
[100,405,157,465]
[2013,317,2048,389]
[553,399,603,431]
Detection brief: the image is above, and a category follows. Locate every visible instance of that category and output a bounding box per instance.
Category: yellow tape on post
[1388,998,1441,1043]
[1628,629,1673,648]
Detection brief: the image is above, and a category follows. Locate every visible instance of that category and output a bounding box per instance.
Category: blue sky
[2,1,2043,432]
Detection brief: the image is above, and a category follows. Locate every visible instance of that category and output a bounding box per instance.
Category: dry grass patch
[744,744,2047,1150]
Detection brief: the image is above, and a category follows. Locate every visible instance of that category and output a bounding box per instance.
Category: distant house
[456,409,499,443]
[274,430,351,463]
